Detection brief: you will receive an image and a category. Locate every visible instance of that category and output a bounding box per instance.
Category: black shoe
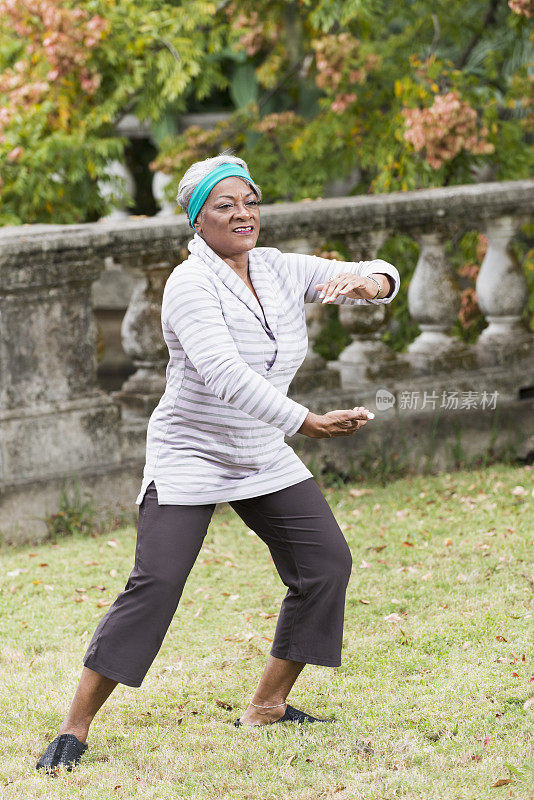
[36,733,88,773]
[234,703,335,727]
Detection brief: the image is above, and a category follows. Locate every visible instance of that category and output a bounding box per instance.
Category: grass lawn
[0,462,533,799]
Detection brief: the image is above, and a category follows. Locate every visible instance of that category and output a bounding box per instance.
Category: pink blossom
[508,0,533,16]
[7,146,24,161]
[0,0,106,131]
[402,91,494,169]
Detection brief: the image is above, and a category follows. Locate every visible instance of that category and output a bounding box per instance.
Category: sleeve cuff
[283,403,310,437]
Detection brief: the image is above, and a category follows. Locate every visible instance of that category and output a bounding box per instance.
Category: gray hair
[176,151,262,224]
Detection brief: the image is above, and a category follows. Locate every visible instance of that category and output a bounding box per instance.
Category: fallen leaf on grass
[402,541,414,547]
[109,569,118,578]
[38,563,48,567]
[490,778,513,787]
[359,560,371,569]
[106,540,118,548]
[349,488,373,497]
[85,561,100,566]
[215,699,233,710]
[74,595,89,603]
[359,599,371,605]
[384,613,404,623]
[444,538,453,546]
[496,636,508,642]
[96,600,111,608]
[511,486,527,497]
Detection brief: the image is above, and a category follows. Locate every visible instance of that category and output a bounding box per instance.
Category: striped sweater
[135,233,400,505]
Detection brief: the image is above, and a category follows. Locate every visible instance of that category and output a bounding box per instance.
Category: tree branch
[257,56,307,111]
[429,14,440,54]
[457,0,501,69]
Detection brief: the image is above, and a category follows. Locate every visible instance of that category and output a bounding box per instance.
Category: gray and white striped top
[136,233,400,505]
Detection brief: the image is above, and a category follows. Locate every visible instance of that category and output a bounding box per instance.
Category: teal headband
[187,164,257,227]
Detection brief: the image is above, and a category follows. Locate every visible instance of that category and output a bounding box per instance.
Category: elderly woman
[36,153,400,772]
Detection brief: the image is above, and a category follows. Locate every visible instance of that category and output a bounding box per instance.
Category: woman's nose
[233,202,252,218]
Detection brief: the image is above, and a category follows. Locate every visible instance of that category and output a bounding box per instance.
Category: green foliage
[313,304,352,362]
[0,0,532,223]
[514,222,534,333]
[154,0,533,203]
[44,478,96,540]
[0,0,228,224]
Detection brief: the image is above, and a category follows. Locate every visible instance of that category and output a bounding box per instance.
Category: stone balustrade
[1,180,533,543]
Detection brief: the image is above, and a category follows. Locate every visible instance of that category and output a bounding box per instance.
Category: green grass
[1,463,533,799]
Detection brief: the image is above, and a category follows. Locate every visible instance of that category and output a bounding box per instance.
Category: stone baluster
[113,259,175,419]
[98,159,135,221]
[406,229,475,373]
[291,302,340,391]
[475,215,531,366]
[152,170,175,217]
[283,237,341,392]
[329,231,410,389]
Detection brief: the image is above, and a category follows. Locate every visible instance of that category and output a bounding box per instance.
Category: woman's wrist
[368,273,392,299]
[366,276,382,299]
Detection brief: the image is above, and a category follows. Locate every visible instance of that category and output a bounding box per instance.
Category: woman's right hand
[297,407,374,439]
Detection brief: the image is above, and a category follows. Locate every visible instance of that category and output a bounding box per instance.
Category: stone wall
[1,180,533,543]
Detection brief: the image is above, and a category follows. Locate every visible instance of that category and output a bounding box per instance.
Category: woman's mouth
[232,226,254,235]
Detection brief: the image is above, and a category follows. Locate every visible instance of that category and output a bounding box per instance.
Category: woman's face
[193,176,260,259]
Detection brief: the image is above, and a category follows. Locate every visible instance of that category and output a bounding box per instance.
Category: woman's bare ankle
[57,720,91,743]
[239,701,287,726]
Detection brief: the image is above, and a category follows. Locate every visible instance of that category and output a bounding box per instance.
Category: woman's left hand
[315,274,380,303]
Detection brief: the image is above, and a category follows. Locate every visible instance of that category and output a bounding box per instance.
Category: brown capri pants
[83,477,353,687]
